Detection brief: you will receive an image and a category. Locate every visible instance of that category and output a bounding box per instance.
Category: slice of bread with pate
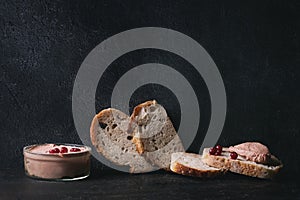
[202,142,283,179]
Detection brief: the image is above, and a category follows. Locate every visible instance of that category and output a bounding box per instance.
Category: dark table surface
[1,1,299,199]
[1,167,299,200]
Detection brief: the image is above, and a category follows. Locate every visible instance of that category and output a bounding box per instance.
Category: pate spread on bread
[202,142,283,179]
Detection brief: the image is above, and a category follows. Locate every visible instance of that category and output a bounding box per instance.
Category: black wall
[1,0,299,179]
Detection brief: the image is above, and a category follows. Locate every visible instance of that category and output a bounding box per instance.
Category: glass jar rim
[23,143,91,156]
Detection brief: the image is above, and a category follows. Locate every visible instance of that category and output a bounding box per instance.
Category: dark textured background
[1,0,299,180]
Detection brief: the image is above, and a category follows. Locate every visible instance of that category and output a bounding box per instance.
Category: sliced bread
[130,100,185,169]
[202,148,283,179]
[90,108,157,173]
[170,152,225,177]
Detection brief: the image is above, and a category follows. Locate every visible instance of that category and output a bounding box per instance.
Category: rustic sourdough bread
[90,108,157,173]
[202,148,283,179]
[170,152,225,177]
[130,100,185,169]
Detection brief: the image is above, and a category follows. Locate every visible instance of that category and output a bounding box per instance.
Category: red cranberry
[70,148,81,152]
[215,145,223,152]
[215,149,222,156]
[209,147,217,155]
[49,148,60,153]
[230,152,238,159]
[60,147,68,153]
[49,149,55,153]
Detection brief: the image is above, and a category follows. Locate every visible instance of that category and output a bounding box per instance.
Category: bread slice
[202,148,283,179]
[130,100,185,169]
[170,152,225,177]
[90,108,157,173]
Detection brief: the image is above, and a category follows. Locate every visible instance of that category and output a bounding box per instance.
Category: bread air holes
[127,136,133,140]
[114,138,119,142]
[112,124,117,129]
[121,147,128,153]
[99,122,107,129]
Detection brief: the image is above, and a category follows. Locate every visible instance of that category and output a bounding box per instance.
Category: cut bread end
[170,152,225,178]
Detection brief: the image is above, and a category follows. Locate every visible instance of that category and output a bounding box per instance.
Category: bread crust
[171,162,224,178]
[202,148,283,179]
[131,100,156,120]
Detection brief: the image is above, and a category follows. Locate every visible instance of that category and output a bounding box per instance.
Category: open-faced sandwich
[202,142,283,179]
